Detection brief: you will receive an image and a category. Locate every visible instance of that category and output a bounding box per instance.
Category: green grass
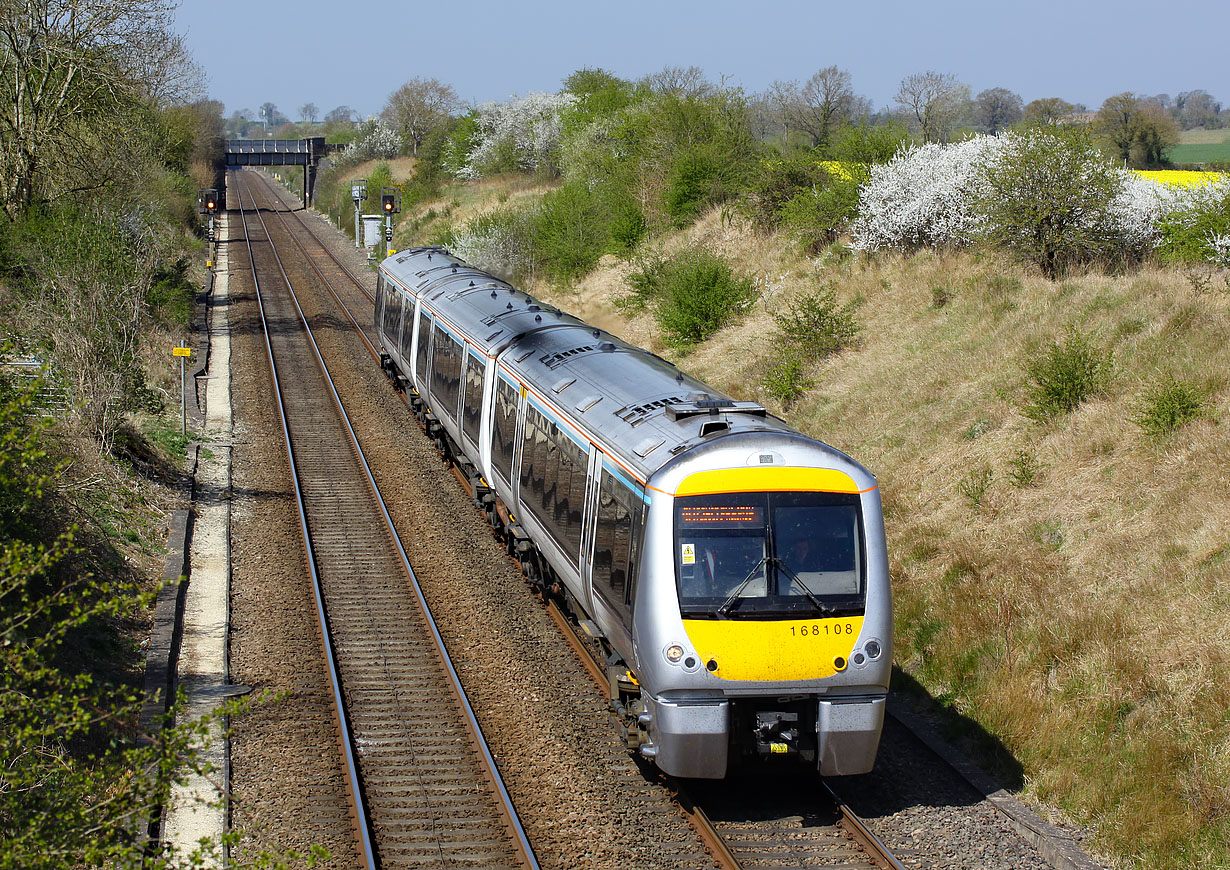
[1166,142,1230,165]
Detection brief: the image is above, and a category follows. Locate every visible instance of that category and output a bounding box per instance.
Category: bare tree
[770,65,866,149]
[0,0,199,216]
[643,65,714,99]
[895,71,970,143]
[1022,97,1076,126]
[298,102,319,124]
[381,77,460,156]
[324,105,355,125]
[975,87,1023,134]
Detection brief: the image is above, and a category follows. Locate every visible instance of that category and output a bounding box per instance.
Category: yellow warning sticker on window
[681,543,695,565]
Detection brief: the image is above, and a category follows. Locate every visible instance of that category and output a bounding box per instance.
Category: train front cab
[631,459,891,779]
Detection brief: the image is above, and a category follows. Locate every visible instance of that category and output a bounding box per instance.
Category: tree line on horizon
[241,66,1226,171]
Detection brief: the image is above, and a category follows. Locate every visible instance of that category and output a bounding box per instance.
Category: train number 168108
[791,623,854,637]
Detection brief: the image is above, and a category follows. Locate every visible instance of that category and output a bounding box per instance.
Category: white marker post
[173,345,192,435]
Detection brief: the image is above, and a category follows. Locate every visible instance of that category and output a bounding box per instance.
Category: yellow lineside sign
[172,347,192,357]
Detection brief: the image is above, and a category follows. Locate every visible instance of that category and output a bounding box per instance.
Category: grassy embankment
[380,167,1228,869]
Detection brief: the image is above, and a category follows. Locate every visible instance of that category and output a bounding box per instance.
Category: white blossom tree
[458,92,578,178]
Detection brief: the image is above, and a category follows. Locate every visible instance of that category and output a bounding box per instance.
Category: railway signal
[198,188,219,242]
[351,179,367,248]
[380,188,401,257]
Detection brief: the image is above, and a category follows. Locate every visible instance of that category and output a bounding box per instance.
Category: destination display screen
[677,503,763,528]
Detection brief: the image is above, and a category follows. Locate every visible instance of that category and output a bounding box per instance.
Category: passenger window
[491,377,518,484]
[461,353,484,445]
[415,311,431,384]
[430,324,463,420]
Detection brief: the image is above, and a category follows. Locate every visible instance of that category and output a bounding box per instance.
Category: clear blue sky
[175,0,1229,120]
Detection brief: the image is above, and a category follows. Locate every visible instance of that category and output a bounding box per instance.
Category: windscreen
[675,491,864,618]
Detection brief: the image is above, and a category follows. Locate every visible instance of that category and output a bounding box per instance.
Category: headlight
[864,640,882,660]
[665,644,685,663]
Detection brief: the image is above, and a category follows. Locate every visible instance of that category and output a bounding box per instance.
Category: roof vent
[699,420,731,437]
[665,400,766,422]
[634,436,666,458]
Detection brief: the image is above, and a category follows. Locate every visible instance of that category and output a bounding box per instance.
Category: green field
[1167,141,1230,164]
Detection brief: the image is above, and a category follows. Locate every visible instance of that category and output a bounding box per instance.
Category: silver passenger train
[375,247,891,778]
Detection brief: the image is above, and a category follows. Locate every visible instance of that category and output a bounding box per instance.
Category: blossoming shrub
[852,132,1179,276]
[332,118,401,169]
[448,206,536,284]
[456,92,578,179]
[976,128,1161,277]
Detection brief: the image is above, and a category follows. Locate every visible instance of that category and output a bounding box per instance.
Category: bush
[448,206,536,284]
[147,257,196,330]
[778,167,866,253]
[975,127,1165,277]
[1023,329,1112,421]
[1134,378,1208,439]
[760,351,814,407]
[626,250,757,348]
[531,182,609,283]
[829,121,911,165]
[1156,178,1230,265]
[772,285,860,357]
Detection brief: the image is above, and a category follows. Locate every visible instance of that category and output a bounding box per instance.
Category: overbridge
[225,137,337,205]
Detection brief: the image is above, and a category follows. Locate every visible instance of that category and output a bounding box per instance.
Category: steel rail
[251,172,374,303]
[823,781,910,870]
[233,179,378,870]
[235,170,541,869]
[249,168,907,870]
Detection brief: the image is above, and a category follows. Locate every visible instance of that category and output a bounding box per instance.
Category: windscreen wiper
[774,558,835,616]
[717,556,768,616]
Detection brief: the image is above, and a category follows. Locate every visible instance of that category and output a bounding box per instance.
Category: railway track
[233,171,537,869]
[246,171,904,870]
[238,169,1069,870]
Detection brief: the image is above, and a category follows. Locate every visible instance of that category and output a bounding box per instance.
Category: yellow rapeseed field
[1134,169,1226,187]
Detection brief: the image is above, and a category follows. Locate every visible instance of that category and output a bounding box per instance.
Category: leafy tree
[1022,97,1076,126]
[975,87,1023,134]
[975,127,1127,278]
[0,0,201,216]
[895,70,970,143]
[829,121,910,164]
[1096,92,1179,168]
[382,77,461,156]
[1174,89,1222,130]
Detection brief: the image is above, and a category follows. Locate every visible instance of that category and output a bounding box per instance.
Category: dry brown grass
[532,207,1230,869]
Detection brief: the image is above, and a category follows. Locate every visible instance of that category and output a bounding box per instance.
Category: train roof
[380,247,863,484]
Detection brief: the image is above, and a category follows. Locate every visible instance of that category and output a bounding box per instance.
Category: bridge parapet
[225,137,331,204]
